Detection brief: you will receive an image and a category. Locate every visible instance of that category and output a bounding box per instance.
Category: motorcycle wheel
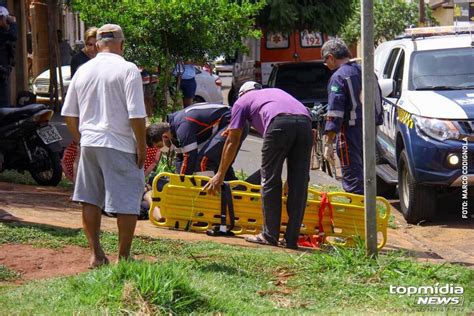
[29,143,62,186]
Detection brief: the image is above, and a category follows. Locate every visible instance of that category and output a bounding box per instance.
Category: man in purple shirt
[204,81,312,249]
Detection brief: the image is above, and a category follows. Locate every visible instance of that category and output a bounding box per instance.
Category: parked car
[215,64,233,75]
[213,55,234,75]
[266,61,331,107]
[32,65,223,104]
[32,66,71,103]
[374,25,474,223]
[194,67,223,103]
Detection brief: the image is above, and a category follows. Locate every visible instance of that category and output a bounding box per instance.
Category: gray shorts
[73,146,144,215]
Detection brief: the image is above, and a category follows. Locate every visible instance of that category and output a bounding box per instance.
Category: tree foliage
[340,0,438,46]
[256,0,356,34]
[71,0,263,67]
[71,0,263,115]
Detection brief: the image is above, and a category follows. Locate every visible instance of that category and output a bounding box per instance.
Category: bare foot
[88,255,109,269]
[116,256,137,264]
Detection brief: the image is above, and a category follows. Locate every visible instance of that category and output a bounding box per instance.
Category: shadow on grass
[195,261,248,277]
[0,221,83,238]
[0,170,73,190]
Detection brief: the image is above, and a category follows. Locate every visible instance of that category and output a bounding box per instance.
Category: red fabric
[144,147,161,176]
[319,192,335,235]
[297,235,320,248]
[61,143,161,182]
[61,142,78,182]
[297,192,335,248]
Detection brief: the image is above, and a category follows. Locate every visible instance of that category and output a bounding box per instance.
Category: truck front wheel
[398,149,436,224]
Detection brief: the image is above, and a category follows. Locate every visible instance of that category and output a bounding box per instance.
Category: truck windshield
[275,65,330,102]
[410,48,474,90]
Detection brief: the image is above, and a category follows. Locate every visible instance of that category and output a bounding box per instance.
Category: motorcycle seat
[0,103,48,124]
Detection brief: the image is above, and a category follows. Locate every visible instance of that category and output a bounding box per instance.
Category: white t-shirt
[61,52,147,154]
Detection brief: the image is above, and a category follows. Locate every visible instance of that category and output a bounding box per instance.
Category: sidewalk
[2,181,469,265]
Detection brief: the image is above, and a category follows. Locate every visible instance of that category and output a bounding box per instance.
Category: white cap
[0,6,9,17]
[238,81,262,98]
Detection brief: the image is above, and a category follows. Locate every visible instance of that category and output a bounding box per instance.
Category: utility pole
[419,0,426,26]
[361,0,377,257]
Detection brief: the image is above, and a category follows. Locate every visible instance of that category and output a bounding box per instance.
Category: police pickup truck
[374,26,474,223]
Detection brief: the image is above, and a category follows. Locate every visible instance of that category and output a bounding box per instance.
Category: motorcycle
[0,103,63,186]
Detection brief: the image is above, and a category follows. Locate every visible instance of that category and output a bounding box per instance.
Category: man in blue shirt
[322,39,382,194]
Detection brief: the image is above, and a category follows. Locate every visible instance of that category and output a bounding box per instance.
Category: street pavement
[233,131,340,186]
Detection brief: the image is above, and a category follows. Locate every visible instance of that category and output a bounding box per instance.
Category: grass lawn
[0,222,472,315]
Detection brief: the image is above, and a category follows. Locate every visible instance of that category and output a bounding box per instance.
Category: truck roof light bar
[404,25,474,38]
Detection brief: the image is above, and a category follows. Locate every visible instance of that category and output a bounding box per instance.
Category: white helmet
[238,81,262,98]
[0,6,9,17]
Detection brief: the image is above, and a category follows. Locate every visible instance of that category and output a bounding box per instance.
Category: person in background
[174,60,196,108]
[68,27,98,183]
[57,29,73,66]
[62,24,147,268]
[0,6,16,107]
[70,27,98,78]
[321,39,383,195]
[203,82,313,249]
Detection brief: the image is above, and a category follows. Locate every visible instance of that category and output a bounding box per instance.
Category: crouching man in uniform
[147,103,248,179]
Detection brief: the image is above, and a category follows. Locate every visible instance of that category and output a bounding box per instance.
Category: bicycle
[309,103,337,178]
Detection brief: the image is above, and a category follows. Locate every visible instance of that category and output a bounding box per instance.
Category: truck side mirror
[379,78,394,98]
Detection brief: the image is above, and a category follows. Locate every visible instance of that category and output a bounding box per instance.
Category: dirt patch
[0,244,90,282]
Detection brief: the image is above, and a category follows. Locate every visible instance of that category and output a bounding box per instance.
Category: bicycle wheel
[322,158,336,178]
[319,131,337,178]
[310,135,320,170]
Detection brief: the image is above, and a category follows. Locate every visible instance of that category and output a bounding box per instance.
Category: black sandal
[278,238,298,250]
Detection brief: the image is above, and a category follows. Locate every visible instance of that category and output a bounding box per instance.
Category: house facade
[429,0,455,25]
[1,0,83,106]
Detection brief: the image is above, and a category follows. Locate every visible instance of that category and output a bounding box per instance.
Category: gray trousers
[261,115,312,247]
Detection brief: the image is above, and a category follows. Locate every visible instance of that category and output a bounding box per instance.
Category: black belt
[274,114,311,121]
[206,182,235,237]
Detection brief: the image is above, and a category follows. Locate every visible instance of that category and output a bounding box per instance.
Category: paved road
[233,132,340,187]
[220,73,232,105]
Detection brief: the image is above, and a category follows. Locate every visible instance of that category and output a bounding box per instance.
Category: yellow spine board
[149,173,391,249]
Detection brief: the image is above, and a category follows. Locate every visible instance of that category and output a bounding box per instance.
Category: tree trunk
[419,0,425,26]
[46,0,59,111]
